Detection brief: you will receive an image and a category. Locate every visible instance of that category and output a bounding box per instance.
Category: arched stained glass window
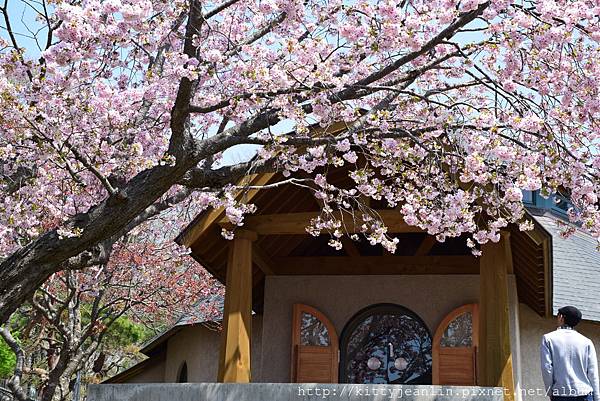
[291,304,339,383]
[432,303,479,385]
[340,304,432,385]
[440,311,473,347]
[300,311,331,346]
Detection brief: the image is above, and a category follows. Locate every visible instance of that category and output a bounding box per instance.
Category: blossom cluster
[2,0,600,261]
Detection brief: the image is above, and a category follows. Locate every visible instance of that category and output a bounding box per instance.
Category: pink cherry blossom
[1,0,600,323]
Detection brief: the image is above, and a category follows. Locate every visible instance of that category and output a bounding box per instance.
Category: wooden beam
[218,230,257,383]
[478,232,516,401]
[341,237,361,257]
[415,236,436,256]
[252,243,275,275]
[178,173,275,247]
[272,255,479,275]
[220,210,421,235]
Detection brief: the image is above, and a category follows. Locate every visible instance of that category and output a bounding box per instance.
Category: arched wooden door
[291,304,339,383]
[432,303,479,385]
[339,304,432,384]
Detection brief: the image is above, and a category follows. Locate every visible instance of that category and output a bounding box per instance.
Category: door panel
[291,304,339,383]
[295,346,336,383]
[437,348,476,385]
[339,304,432,384]
[432,303,479,385]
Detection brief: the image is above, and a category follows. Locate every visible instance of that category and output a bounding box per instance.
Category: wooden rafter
[267,234,308,258]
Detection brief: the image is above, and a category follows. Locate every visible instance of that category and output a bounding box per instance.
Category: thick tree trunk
[0,163,191,324]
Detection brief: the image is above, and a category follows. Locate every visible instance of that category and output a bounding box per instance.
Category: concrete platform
[88,383,505,401]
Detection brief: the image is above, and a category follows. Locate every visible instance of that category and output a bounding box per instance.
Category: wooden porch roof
[176,170,552,316]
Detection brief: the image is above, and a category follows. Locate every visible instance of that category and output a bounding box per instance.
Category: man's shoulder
[543,328,593,344]
[543,329,560,339]
[573,330,594,345]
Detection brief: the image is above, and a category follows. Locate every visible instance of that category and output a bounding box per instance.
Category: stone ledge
[88,383,505,401]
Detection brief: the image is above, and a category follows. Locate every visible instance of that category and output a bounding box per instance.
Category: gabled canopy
[176,169,552,317]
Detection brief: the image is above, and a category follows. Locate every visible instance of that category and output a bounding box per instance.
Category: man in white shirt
[541,306,600,401]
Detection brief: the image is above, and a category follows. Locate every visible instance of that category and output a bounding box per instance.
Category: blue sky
[1,0,48,57]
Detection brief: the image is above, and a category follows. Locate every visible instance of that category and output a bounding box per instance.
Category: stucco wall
[164,317,263,383]
[259,274,498,383]
[518,303,600,401]
[124,358,166,383]
[129,274,528,387]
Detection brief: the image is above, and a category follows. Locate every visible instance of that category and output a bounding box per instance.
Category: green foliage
[103,317,154,350]
[0,315,21,379]
[0,336,16,379]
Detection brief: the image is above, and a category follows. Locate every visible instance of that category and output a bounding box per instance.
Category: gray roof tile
[532,215,600,322]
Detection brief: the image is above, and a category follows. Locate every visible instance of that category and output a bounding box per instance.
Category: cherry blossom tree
[2,0,600,324]
[0,242,222,401]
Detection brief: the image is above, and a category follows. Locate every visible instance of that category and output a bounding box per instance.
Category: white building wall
[163,317,262,383]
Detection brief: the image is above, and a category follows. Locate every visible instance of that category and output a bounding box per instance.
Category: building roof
[140,295,223,356]
[102,353,165,384]
[531,213,600,322]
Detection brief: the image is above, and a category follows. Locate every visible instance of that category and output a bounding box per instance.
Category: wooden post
[217,230,257,383]
[479,232,516,401]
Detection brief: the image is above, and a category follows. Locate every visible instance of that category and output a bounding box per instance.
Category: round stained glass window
[340,304,432,384]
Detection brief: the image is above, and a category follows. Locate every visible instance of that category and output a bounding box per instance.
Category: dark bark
[0,163,191,324]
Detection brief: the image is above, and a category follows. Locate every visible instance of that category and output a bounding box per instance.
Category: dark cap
[558,306,582,327]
